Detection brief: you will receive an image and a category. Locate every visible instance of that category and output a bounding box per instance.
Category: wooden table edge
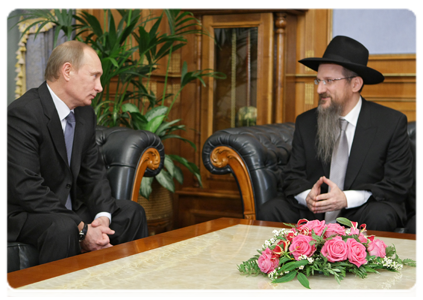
[7,217,415,289]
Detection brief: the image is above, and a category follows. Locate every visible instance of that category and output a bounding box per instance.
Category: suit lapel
[344,99,377,189]
[39,82,69,168]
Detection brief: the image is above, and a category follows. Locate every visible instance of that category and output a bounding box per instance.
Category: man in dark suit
[258,36,413,231]
[8,40,148,264]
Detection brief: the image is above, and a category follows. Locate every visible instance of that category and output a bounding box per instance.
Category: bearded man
[257,36,413,231]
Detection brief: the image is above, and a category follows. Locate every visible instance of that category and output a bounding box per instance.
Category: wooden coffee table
[8,218,416,290]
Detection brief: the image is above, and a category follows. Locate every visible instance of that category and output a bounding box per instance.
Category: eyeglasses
[314,76,356,85]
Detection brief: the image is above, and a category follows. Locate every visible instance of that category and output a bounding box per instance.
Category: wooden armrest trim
[210,146,256,220]
[131,148,161,202]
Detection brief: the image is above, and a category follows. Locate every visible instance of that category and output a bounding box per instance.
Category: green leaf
[272,271,297,283]
[296,272,310,289]
[155,169,175,193]
[336,217,353,228]
[121,103,140,113]
[144,106,168,122]
[279,257,291,265]
[279,260,309,272]
[402,259,416,267]
[145,115,165,133]
[139,177,154,200]
[163,154,176,178]
[173,165,184,184]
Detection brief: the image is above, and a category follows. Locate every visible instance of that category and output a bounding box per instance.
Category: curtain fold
[15,15,68,98]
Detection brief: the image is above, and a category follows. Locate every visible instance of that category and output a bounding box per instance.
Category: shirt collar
[342,97,362,127]
[46,83,73,121]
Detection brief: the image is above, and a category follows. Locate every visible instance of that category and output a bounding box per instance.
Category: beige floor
[18,224,416,290]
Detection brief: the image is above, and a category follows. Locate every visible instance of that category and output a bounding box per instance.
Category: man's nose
[316,81,326,94]
[95,79,103,93]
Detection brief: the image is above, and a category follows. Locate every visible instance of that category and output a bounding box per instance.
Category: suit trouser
[15,200,148,264]
[257,195,401,232]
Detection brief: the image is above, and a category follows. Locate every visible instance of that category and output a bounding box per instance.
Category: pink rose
[298,220,326,236]
[324,223,346,238]
[367,238,387,258]
[346,238,367,267]
[321,236,348,262]
[357,234,367,243]
[289,234,316,260]
[258,248,279,273]
[348,227,367,243]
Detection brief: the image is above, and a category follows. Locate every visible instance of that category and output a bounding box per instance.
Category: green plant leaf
[154,119,182,137]
[144,106,168,122]
[155,169,175,193]
[163,154,176,178]
[146,115,165,133]
[121,103,141,113]
[167,154,202,187]
[139,176,154,200]
[173,165,184,184]
[272,271,297,283]
[279,260,309,272]
[336,217,353,228]
[296,272,310,289]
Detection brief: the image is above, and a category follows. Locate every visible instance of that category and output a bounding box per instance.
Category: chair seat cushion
[8,242,39,273]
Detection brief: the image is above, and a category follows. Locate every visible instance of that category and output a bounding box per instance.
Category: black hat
[299,36,384,84]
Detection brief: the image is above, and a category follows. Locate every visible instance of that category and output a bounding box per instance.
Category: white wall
[333,9,416,54]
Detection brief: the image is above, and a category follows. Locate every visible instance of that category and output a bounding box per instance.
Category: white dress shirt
[295,97,372,213]
[47,84,112,224]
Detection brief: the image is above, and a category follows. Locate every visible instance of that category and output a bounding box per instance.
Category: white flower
[299,265,304,270]
[307,257,314,264]
[268,270,277,279]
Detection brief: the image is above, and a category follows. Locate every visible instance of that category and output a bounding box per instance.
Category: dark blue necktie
[64,112,75,210]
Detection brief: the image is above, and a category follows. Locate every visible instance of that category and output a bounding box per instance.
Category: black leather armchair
[8,126,164,273]
[203,122,416,233]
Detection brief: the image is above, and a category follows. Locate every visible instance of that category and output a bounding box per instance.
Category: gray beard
[316,99,343,164]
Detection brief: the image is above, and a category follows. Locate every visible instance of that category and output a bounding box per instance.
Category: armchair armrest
[96,126,164,202]
[202,123,295,219]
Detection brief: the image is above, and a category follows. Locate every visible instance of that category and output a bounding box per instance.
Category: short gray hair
[44,41,91,81]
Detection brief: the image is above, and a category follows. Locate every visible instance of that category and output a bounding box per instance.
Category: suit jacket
[282,98,413,223]
[8,82,119,241]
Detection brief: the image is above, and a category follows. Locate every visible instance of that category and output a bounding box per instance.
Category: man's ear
[352,76,364,92]
[62,62,73,82]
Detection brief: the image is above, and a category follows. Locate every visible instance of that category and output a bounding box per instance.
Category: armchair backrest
[95,126,164,201]
[203,123,295,217]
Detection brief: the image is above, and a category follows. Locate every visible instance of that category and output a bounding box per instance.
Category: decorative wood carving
[131,148,161,202]
[210,146,255,220]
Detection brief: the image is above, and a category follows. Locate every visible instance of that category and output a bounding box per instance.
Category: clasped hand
[79,216,115,253]
[306,176,347,214]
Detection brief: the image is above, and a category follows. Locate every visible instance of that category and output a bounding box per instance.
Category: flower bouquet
[237,218,415,289]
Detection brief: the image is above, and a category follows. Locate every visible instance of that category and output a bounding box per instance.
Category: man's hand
[79,218,115,253]
[306,176,324,213]
[312,176,348,213]
[91,216,110,228]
